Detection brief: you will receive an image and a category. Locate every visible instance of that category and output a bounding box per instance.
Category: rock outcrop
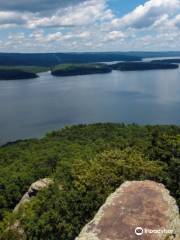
[2,178,54,240]
[14,178,53,212]
[76,180,180,240]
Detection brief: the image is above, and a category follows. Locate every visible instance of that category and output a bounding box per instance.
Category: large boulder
[14,178,53,212]
[76,180,180,240]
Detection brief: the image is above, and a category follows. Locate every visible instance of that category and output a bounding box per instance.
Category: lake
[0,63,180,145]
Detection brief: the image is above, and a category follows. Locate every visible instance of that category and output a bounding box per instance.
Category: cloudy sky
[0,0,179,52]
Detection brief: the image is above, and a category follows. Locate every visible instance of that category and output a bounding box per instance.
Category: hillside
[0,123,179,239]
[125,51,180,58]
[1,52,180,68]
[0,52,142,67]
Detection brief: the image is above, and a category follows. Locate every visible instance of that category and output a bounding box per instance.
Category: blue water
[0,64,180,145]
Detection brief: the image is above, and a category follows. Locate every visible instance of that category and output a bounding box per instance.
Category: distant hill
[1,52,180,68]
[0,52,142,67]
[151,59,180,64]
[125,51,180,58]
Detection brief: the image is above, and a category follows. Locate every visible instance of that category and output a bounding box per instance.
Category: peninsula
[51,63,112,76]
[0,69,38,80]
[0,66,50,80]
[111,62,179,71]
[151,59,180,64]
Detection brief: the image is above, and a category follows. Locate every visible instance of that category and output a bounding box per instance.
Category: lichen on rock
[76,180,180,240]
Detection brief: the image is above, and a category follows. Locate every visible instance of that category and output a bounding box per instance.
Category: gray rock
[76,180,180,240]
[3,178,54,239]
[14,178,53,212]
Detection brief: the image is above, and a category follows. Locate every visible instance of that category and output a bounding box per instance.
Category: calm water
[0,64,180,145]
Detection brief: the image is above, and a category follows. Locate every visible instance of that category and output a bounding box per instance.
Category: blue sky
[107,0,147,16]
[0,0,179,52]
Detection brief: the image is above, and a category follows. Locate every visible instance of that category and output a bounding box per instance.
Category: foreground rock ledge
[76,180,180,240]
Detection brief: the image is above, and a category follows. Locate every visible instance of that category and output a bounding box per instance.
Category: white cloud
[46,32,62,42]
[0,0,179,52]
[0,0,88,13]
[45,30,90,42]
[27,0,113,28]
[0,11,27,27]
[113,0,180,29]
[0,0,112,29]
[104,30,125,41]
[173,14,180,28]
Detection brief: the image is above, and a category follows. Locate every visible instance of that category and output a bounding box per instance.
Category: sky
[0,0,179,52]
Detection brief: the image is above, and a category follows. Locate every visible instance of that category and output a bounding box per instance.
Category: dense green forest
[124,51,180,58]
[0,66,50,74]
[0,60,179,80]
[111,62,179,71]
[0,53,142,67]
[0,123,179,239]
[1,52,180,67]
[151,59,180,64]
[0,69,38,80]
[0,66,50,80]
[52,62,179,77]
[51,63,112,76]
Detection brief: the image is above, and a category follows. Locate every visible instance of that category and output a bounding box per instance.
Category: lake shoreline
[0,57,180,145]
[0,59,179,80]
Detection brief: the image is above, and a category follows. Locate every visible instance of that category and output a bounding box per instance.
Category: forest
[0,69,38,80]
[151,59,180,64]
[51,63,112,76]
[111,62,179,71]
[0,53,142,67]
[0,60,179,79]
[0,123,179,239]
[0,66,50,80]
